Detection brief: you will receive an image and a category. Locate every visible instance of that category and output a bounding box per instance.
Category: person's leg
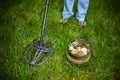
[62,0,75,18]
[76,0,89,22]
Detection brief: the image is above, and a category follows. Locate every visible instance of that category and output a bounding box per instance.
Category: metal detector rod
[40,0,50,42]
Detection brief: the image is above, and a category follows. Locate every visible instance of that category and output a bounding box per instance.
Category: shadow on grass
[106,0,120,80]
[0,0,22,79]
[114,49,120,80]
[0,0,22,15]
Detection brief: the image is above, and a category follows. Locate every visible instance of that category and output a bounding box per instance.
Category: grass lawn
[0,0,120,80]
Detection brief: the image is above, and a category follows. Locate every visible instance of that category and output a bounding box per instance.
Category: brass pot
[66,39,91,64]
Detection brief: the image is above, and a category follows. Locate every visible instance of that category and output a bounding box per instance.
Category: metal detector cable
[40,6,45,22]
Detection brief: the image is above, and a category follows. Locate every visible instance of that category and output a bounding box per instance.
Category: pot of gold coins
[66,39,91,64]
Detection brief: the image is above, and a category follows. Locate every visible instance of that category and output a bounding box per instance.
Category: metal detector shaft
[40,0,50,43]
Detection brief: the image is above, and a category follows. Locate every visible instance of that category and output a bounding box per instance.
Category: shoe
[79,21,87,27]
[60,18,68,24]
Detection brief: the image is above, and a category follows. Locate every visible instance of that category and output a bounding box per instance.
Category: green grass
[0,0,120,80]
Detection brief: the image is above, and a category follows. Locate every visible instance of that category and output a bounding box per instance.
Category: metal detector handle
[40,0,50,46]
[47,0,50,5]
[41,0,50,36]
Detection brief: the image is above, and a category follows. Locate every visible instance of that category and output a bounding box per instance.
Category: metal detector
[26,0,53,66]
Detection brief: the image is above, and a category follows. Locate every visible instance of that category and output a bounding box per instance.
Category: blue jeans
[62,0,89,22]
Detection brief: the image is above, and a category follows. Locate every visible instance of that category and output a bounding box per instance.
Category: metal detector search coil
[26,40,52,66]
[66,39,91,64]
